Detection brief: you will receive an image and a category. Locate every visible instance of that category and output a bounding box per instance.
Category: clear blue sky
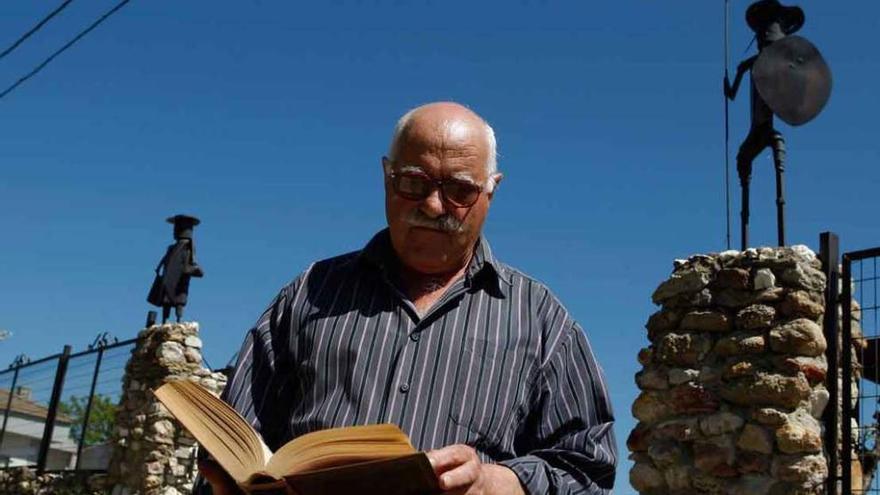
[1,1,878,491]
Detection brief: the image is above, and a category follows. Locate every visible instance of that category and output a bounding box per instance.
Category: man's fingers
[426,445,482,491]
[436,459,481,491]
[427,444,476,473]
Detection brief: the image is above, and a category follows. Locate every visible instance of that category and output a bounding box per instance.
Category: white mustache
[405,209,463,233]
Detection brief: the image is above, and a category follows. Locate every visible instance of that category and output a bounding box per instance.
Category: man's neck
[398,253,473,317]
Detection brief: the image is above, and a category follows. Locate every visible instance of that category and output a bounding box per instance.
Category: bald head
[387,102,498,185]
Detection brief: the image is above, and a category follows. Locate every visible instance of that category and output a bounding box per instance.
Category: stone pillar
[629,246,830,495]
[106,322,227,495]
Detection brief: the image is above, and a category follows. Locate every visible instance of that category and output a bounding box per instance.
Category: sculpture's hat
[166,214,201,228]
[746,0,804,35]
[166,214,201,239]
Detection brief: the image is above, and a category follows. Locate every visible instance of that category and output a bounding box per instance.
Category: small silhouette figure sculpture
[147,215,204,323]
[724,0,831,250]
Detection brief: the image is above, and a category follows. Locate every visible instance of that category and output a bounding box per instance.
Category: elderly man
[197,102,616,494]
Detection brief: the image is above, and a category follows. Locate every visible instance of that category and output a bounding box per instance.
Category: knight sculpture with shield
[724,0,831,250]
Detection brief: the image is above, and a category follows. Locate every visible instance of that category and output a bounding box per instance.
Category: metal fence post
[841,255,853,494]
[74,344,105,470]
[0,365,22,463]
[37,345,71,474]
[821,232,840,495]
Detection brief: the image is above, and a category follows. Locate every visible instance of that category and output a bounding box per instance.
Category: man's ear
[488,173,503,199]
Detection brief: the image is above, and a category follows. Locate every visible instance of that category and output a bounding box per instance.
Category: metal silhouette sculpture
[724,0,831,250]
[147,215,204,323]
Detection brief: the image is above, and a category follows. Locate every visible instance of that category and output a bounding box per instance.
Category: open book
[153,380,440,494]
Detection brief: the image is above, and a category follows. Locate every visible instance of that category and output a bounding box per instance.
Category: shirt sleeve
[192,284,297,495]
[499,322,617,494]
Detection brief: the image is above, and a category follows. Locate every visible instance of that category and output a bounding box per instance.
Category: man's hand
[197,459,243,495]
[427,444,525,495]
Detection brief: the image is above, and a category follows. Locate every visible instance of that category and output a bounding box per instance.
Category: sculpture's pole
[771,131,787,246]
[739,161,751,251]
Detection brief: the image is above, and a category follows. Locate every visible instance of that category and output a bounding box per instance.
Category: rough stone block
[680,310,731,332]
[699,412,744,436]
[713,268,751,290]
[637,347,653,366]
[652,269,711,305]
[627,423,652,452]
[779,264,825,292]
[636,368,668,390]
[714,332,766,356]
[769,319,826,357]
[779,291,824,319]
[630,463,666,493]
[670,383,720,415]
[737,451,771,474]
[737,423,773,454]
[663,465,692,492]
[694,436,736,475]
[720,373,810,409]
[632,391,669,423]
[775,411,821,454]
[647,439,684,468]
[656,332,712,367]
[727,475,775,495]
[645,308,681,338]
[668,368,700,385]
[770,454,827,486]
[753,268,776,291]
[654,418,700,442]
[772,356,826,384]
[736,304,776,330]
[752,408,788,427]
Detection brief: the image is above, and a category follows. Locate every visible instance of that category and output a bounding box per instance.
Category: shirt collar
[359,228,511,294]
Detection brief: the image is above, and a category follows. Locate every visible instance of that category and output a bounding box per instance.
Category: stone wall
[105,322,227,495]
[629,246,831,495]
[0,468,103,495]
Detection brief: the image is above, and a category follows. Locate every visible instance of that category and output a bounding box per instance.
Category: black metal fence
[0,334,136,474]
[822,233,880,495]
[842,247,880,494]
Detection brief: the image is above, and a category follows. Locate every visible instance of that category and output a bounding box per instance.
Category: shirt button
[399,383,410,393]
[410,333,420,342]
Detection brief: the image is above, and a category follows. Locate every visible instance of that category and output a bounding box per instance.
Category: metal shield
[752,35,832,126]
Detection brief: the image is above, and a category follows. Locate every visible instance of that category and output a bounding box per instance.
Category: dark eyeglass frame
[383,158,484,208]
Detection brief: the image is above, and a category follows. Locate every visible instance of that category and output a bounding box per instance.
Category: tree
[58,394,117,445]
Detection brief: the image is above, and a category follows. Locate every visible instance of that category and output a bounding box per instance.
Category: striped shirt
[195,229,616,494]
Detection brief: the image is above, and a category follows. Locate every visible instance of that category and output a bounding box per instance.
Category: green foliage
[57,394,117,446]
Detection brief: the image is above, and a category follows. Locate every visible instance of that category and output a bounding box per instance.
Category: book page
[153,380,272,484]
[264,424,415,477]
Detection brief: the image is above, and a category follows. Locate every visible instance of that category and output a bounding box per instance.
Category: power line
[0,0,133,101]
[0,0,77,62]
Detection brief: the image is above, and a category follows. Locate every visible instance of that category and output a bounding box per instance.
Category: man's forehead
[395,145,485,176]
[399,119,482,148]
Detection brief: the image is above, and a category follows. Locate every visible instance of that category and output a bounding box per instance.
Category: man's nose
[419,188,446,218]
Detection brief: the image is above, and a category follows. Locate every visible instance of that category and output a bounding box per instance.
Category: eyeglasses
[385,164,484,208]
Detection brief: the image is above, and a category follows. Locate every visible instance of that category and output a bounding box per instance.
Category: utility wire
[0,0,132,101]
[0,0,76,61]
